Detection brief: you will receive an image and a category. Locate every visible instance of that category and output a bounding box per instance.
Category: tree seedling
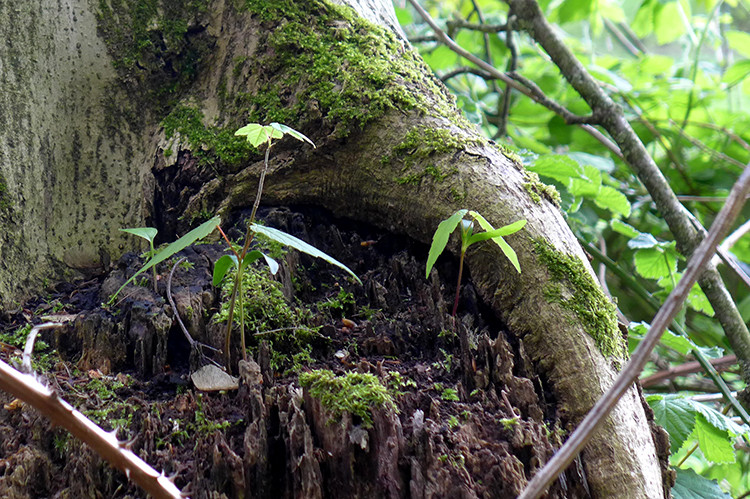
[215,122,361,371]
[426,209,526,317]
[120,227,159,292]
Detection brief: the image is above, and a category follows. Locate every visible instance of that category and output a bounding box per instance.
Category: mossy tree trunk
[0,0,668,496]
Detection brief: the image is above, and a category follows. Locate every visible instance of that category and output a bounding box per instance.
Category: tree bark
[0,0,668,497]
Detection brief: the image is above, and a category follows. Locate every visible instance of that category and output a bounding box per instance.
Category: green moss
[523,170,561,206]
[239,0,468,137]
[534,239,626,361]
[162,104,255,166]
[299,369,396,428]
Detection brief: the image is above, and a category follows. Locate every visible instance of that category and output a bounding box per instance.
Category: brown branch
[506,0,750,386]
[0,360,184,499]
[640,354,737,388]
[519,164,750,499]
[445,19,508,33]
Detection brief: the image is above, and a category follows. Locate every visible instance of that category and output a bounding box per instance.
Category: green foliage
[672,469,731,499]
[299,369,396,428]
[109,216,220,303]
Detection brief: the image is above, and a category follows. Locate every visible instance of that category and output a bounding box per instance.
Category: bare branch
[445,19,508,33]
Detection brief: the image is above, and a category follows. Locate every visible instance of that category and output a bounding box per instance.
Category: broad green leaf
[726,30,750,58]
[527,155,582,185]
[213,254,238,287]
[692,399,750,439]
[235,123,283,147]
[672,468,731,499]
[594,186,631,217]
[468,212,525,273]
[569,165,602,197]
[693,414,736,463]
[610,220,640,238]
[242,250,279,275]
[688,281,715,316]
[722,60,750,87]
[567,152,615,173]
[634,247,677,279]
[250,223,361,284]
[426,209,468,278]
[654,1,686,45]
[629,321,694,355]
[110,216,221,303]
[647,394,697,452]
[120,227,158,243]
[269,123,316,148]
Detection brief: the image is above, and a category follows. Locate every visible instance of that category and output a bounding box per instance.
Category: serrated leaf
[672,468,731,499]
[426,210,468,278]
[634,247,677,279]
[527,155,582,184]
[235,123,282,147]
[647,394,696,452]
[250,224,361,284]
[569,165,602,197]
[269,123,316,148]
[693,413,736,464]
[110,216,221,303]
[611,220,640,238]
[213,254,238,287]
[691,400,750,439]
[120,227,158,243]
[688,282,714,316]
[467,211,525,273]
[594,185,631,216]
[628,233,659,249]
[567,151,615,173]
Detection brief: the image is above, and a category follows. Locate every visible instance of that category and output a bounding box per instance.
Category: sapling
[425,209,526,317]
[120,227,159,292]
[214,123,361,371]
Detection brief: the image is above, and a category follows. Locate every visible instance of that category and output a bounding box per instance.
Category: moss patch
[162,104,255,166]
[299,369,396,428]
[534,239,626,361]
[239,0,467,136]
[523,170,561,206]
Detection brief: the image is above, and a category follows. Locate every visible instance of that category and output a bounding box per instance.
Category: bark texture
[0,0,668,496]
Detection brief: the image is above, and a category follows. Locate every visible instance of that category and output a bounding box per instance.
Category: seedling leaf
[213,254,238,287]
[269,123,316,148]
[235,123,283,147]
[110,216,220,303]
[120,227,158,243]
[426,209,468,278]
[242,250,279,275]
[468,212,525,273]
[250,224,361,284]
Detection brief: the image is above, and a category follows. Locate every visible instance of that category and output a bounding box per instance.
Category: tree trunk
[0,0,669,497]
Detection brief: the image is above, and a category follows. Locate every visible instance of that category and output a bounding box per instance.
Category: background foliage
[398,0,750,496]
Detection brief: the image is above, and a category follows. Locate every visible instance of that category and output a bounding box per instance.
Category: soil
[0,206,584,499]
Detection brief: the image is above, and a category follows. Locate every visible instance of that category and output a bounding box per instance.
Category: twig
[167,258,222,368]
[22,322,64,373]
[445,19,508,33]
[519,165,750,499]
[640,355,737,387]
[0,359,184,499]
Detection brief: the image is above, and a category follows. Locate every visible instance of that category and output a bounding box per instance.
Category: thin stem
[676,442,700,467]
[452,250,466,317]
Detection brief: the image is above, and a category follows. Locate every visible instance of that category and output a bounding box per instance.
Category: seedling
[215,122,361,371]
[426,209,526,317]
[120,227,159,292]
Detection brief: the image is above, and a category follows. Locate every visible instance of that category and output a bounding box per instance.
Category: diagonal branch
[519,164,750,499]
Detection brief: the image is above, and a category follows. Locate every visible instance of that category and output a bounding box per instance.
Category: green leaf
[634,247,677,279]
[250,224,361,284]
[426,209,468,278]
[213,254,238,287]
[628,233,659,249]
[468,212,525,273]
[110,216,220,303]
[269,123,316,148]
[647,394,696,452]
[235,123,283,147]
[727,30,750,58]
[242,250,279,275]
[693,413,736,464]
[120,227,158,243]
[610,220,640,238]
[722,60,750,87]
[654,1,685,44]
[672,468,731,499]
[687,281,714,316]
[594,186,631,217]
[527,155,583,184]
[691,400,750,440]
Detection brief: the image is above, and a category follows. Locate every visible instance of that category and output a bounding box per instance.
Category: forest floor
[0,207,577,498]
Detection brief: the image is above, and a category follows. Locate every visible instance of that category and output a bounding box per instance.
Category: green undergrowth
[534,239,626,361]
[299,369,397,428]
